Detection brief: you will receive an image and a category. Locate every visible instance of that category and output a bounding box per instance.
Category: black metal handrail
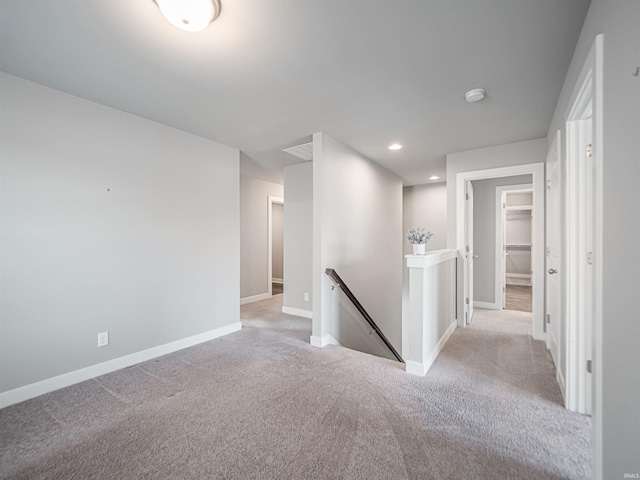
[325,268,404,363]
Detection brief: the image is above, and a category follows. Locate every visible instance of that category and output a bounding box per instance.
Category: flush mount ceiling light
[465,88,486,103]
[429,175,440,180]
[155,0,221,32]
[388,143,403,151]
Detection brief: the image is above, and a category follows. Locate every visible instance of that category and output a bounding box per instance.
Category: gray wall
[545,1,640,475]
[471,175,531,304]
[240,177,283,299]
[401,182,448,353]
[0,73,240,393]
[313,133,403,355]
[402,183,448,255]
[283,162,313,313]
[271,203,283,281]
[446,139,546,248]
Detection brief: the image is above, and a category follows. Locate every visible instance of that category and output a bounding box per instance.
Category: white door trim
[495,184,533,311]
[267,196,284,297]
[562,33,603,477]
[456,162,544,340]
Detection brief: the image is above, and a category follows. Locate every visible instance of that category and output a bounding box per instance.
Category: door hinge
[586,251,593,265]
[586,144,593,157]
[586,360,592,373]
[465,297,470,305]
[547,314,551,324]
[465,245,470,253]
[466,193,470,200]
[503,202,506,208]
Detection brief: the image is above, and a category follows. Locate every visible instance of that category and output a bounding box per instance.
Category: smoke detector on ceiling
[465,88,486,103]
[282,142,313,161]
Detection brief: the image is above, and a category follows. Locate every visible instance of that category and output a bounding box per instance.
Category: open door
[546,132,561,371]
[464,181,475,325]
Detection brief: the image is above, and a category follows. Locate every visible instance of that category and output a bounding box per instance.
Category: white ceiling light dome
[155,0,221,32]
[465,88,486,103]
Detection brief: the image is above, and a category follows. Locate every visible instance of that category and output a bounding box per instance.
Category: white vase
[413,244,426,255]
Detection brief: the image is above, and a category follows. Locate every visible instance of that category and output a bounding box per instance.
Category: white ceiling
[0,0,590,185]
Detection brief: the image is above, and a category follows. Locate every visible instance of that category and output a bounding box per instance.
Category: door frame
[456,162,544,340]
[495,183,533,311]
[561,34,603,475]
[563,35,603,419]
[267,196,284,297]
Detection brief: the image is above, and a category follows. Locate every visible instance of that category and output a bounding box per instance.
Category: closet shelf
[505,244,532,248]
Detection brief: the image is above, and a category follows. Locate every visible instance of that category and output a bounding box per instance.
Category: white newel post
[404,249,458,376]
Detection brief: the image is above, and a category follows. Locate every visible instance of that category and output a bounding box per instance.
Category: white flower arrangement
[406,227,433,245]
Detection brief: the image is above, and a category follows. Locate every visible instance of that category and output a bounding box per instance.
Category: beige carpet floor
[0,298,591,479]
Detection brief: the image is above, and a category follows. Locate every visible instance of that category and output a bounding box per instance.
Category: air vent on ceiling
[282,142,313,161]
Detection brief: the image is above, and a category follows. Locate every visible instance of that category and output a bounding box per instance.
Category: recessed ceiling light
[388,144,402,151]
[155,0,221,32]
[429,175,440,180]
[465,88,486,103]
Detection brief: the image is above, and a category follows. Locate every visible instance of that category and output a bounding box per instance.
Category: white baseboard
[282,306,312,319]
[310,334,341,348]
[0,322,242,409]
[405,321,457,377]
[240,293,271,305]
[473,301,500,310]
[272,278,283,284]
[405,360,428,376]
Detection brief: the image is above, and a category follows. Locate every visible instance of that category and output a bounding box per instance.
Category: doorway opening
[456,163,545,340]
[499,186,533,313]
[267,196,284,297]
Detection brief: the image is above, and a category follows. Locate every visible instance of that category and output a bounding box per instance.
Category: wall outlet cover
[97,331,109,347]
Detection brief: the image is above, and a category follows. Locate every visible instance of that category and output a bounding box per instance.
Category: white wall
[546,1,640,476]
[402,182,447,353]
[312,133,403,357]
[471,175,531,304]
[283,162,313,314]
[240,177,283,300]
[271,203,284,281]
[0,73,240,396]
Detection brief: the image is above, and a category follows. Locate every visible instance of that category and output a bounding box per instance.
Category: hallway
[241,298,591,478]
[1,301,590,479]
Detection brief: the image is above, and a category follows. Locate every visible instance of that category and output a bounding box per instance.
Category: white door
[465,181,475,324]
[584,117,594,415]
[546,133,561,368]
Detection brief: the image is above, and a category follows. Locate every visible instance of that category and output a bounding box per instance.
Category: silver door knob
[548,268,558,274]
[473,255,479,259]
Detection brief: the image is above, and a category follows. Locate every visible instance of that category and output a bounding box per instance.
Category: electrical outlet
[304,292,309,302]
[97,331,109,347]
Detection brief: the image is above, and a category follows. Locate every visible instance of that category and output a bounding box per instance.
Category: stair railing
[325,268,404,363]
